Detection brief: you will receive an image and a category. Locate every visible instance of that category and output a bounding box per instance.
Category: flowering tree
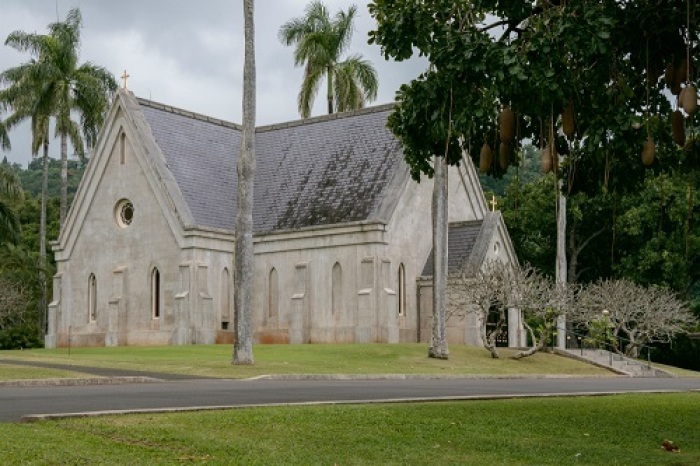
[575,279,697,357]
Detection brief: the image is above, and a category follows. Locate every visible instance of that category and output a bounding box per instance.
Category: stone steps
[559,349,675,378]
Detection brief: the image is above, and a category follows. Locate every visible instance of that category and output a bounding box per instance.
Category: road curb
[0,377,162,387]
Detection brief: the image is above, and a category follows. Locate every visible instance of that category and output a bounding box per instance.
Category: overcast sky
[0,0,427,165]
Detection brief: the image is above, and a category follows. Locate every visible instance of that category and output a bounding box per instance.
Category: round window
[115,199,134,228]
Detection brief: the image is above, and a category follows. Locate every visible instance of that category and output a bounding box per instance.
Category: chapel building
[46,89,521,348]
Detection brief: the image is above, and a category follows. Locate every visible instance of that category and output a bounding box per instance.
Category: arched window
[221,268,231,330]
[120,132,126,165]
[268,268,279,319]
[151,268,161,319]
[332,262,342,316]
[398,264,406,316]
[88,274,97,322]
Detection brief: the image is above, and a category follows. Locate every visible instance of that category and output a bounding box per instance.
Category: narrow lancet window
[88,274,97,322]
[332,262,342,316]
[268,268,279,319]
[151,268,161,319]
[398,264,406,316]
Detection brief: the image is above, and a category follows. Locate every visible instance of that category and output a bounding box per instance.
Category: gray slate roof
[421,220,484,276]
[138,99,403,233]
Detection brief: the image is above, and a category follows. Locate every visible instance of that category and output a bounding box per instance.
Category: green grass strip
[1,393,698,465]
[1,344,622,379]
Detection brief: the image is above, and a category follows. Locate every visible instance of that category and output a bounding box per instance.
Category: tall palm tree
[2,7,116,227]
[279,1,378,118]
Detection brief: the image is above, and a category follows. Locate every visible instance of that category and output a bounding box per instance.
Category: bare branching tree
[448,260,582,360]
[0,277,30,331]
[447,261,534,358]
[575,279,697,358]
[512,279,581,359]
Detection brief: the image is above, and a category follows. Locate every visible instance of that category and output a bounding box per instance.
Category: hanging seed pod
[540,145,552,173]
[499,142,510,170]
[665,63,675,88]
[499,106,516,143]
[648,63,662,85]
[671,77,682,95]
[641,136,655,166]
[680,85,697,115]
[678,59,688,83]
[562,100,575,139]
[479,142,492,173]
[672,110,685,146]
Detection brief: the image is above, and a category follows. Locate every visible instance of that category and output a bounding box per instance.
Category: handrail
[566,328,653,369]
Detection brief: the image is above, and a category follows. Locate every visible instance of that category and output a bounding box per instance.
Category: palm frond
[0,167,22,200]
[340,54,379,101]
[333,56,379,112]
[0,201,21,245]
[0,120,11,151]
[299,64,324,118]
[331,4,356,61]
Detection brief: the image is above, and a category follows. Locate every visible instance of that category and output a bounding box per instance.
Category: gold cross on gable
[489,194,498,212]
[121,70,130,89]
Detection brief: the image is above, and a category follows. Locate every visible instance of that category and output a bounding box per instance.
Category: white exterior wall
[252,223,396,343]
[47,108,237,348]
[50,115,182,346]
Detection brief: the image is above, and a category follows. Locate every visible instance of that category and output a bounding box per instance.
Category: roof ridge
[135,96,243,131]
[134,93,395,133]
[256,103,396,133]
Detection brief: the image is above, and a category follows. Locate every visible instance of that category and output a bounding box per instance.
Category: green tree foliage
[369,0,698,182]
[0,160,64,342]
[279,1,378,118]
[0,243,51,348]
[615,171,699,295]
[0,164,23,243]
[17,157,85,199]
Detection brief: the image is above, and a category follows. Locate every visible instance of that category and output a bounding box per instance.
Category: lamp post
[602,309,612,365]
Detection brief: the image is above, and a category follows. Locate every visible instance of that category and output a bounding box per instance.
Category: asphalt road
[1,377,699,423]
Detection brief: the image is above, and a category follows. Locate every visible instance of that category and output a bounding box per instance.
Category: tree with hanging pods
[369,0,699,353]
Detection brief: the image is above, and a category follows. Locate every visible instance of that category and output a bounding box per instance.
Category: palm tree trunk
[429,155,449,359]
[556,185,567,349]
[60,133,68,227]
[233,0,256,365]
[39,135,49,336]
[327,66,333,114]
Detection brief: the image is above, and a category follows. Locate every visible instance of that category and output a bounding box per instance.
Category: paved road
[1,376,699,423]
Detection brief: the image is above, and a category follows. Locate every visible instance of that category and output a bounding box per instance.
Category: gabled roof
[136,96,404,233]
[421,212,520,277]
[421,220,484,276]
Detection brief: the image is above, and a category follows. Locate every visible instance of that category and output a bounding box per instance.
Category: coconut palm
[279,1,378,118]
[2,7,116,227]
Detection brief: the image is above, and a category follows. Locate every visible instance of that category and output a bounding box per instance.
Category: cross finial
[121,70,130,90]
[489,194,498,212]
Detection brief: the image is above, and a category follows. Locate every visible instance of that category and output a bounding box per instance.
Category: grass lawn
[0,344,620,379]
[0,363,96,381]
[1,393,698,465]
